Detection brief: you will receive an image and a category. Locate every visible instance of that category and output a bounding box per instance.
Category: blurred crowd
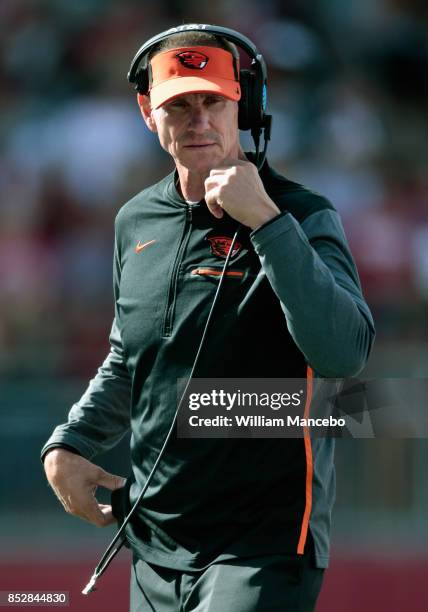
[1,0,427,379]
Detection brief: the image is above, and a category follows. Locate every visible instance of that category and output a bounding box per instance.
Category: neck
[175,165,207,201]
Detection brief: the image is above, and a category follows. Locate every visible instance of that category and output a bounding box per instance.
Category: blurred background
[0,0,427,610]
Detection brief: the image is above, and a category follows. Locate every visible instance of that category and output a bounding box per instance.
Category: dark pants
[129,534,325,611]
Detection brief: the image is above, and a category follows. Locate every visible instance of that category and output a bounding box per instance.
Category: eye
[168,99,187,110]
[205,95,224,105]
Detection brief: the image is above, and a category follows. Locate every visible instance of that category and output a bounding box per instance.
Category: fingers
[99,504,118,526]
[203,156,263,226]
[89,503,117,527]
[208,168,230,176]
[206,201,224,219]
[96,467,127,491]
[51,483,96,525]
[204,181,224,219]
[54,485,117,527]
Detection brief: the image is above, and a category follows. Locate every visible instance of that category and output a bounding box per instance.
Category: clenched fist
[204,155,280,230]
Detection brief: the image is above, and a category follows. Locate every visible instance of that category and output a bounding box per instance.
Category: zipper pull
[186,202,192,222]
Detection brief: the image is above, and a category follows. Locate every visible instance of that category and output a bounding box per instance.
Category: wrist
[249,200,281,231]
[43,445,79,465]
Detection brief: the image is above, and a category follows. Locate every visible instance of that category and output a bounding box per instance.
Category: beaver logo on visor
[176,51,209,70]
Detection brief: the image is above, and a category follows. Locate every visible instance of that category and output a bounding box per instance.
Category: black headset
[127,23,272,166]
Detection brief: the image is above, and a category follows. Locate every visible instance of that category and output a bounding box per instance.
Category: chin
[179,149,223,172]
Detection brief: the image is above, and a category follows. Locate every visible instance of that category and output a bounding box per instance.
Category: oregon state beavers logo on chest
[207,236,242,259]
[176,51,209,69]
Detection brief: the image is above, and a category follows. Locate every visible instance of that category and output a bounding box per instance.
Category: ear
[137,94,158,133]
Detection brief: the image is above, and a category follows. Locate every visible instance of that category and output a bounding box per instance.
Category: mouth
[183,143,217,149]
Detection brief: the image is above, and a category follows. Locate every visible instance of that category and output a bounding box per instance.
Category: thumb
[96,468,126,491]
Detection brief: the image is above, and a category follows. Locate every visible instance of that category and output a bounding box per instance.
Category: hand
[204,153,280,230]
[44,448,126,527]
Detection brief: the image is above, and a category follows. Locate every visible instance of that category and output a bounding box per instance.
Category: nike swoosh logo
[135,239,156,253]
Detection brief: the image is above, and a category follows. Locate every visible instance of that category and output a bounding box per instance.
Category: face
[140,92,240,173]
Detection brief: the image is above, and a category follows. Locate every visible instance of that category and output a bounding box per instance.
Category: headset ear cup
[134,68,149,94]
[238,69,252,131]
[253,68,265,128]
[238,68,265,130]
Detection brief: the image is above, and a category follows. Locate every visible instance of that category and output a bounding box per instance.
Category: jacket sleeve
[250,208,375,377]
[41,227,132,461]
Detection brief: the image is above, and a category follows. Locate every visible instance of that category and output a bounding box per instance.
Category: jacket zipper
[162,203,193,337]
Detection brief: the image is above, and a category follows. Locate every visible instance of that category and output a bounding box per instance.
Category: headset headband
[127,23,267,85]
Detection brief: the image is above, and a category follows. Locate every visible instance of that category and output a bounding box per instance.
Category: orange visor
[149,46,241,109]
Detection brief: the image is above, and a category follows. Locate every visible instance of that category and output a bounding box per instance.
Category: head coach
[41,23,375,611]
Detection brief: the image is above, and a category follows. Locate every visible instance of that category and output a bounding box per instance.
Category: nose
[188,104,210,132]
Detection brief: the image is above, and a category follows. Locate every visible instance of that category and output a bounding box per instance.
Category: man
[42,26,375,611]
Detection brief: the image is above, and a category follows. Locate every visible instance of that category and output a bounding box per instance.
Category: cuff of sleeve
[40,433,95,464]
[41,443,82,464]
[250,210,295,253]
[250,210,288,236]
